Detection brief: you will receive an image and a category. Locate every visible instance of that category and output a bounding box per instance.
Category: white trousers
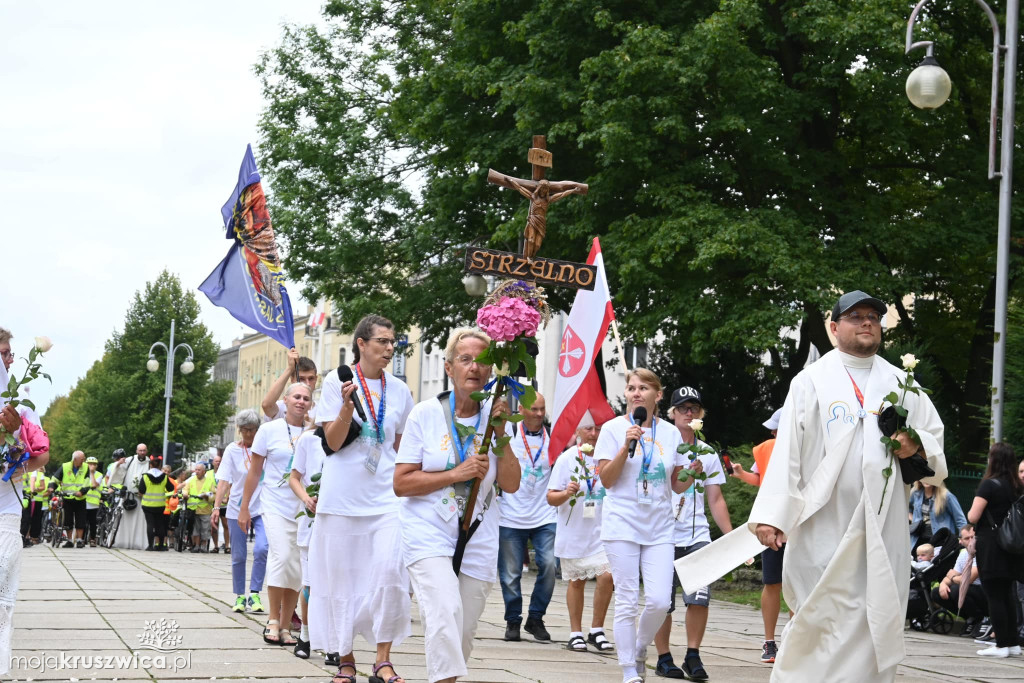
[604,540,675,667]
[0,514,23,676]
[408,556,492,683]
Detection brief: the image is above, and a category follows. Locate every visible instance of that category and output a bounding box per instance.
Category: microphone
[336,365,368,422]
[628,406,647,458]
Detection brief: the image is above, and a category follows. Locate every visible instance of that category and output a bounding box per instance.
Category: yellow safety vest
[30,471,49,503]
[60,462,89,499]
[186,475,216,515]
[19,472,28,508]
[140,473,169,508]
[85,471,103,506]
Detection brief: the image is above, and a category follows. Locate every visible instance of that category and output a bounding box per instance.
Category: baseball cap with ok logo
[670,386,703,407]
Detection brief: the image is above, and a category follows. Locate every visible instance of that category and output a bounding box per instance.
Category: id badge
[637,478,654,506]
[434,487,458,522]
[583,499,597,519]
[364,442,383,474]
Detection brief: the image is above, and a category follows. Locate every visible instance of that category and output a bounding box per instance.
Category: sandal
[566,635,587,652]
[369,660,404,683]
[332,661,357,683]
[278,629,298,646]
[587,630,614,652]
[262,619,281,645]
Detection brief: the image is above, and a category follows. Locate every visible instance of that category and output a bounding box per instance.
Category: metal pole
[991,0,1018,442]
[163,319,175,458]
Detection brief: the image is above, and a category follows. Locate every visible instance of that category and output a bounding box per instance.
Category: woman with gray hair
[212,408,269,615]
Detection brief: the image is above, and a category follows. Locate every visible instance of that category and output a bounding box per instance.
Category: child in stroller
[906,527,961,633]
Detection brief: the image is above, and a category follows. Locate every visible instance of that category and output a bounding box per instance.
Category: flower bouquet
[1,337,53,488]
[876,353,933,513]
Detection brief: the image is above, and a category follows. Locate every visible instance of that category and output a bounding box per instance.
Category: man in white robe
[111,443,152,550]
[751,291,946,682]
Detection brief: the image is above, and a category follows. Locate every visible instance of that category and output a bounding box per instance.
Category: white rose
[900,353,918,370]
[579,443,594,454]
[33,336,53,353]
[689,418,704,432]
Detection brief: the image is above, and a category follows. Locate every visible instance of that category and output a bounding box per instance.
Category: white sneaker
[977,645,1009,657]
[1009,645,1022,656]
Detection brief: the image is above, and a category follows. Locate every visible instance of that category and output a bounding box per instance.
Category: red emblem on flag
[559,325,586,378]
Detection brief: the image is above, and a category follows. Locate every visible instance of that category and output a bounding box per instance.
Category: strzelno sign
[465,247,597,291]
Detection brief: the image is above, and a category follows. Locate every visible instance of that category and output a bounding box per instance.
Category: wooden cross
[487,135,589,259]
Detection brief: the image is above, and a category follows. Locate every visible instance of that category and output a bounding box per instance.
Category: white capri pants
[408,556,492,683]
[604,540,675,667]
[0,515,22,676]
[263,513,302,591]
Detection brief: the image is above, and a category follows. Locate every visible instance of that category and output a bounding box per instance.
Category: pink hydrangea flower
[476,296,541,342]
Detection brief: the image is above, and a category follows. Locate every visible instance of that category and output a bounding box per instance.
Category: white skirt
[308,513,411,654]
[560,549,611,581]
[263,513,302,591]
[0,514,22,676]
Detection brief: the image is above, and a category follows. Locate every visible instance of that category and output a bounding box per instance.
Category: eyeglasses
[676,405,701,414]
[369,337,396,347]
[453,354,486,367]
[840,311,882,324]
[0,350,13,360]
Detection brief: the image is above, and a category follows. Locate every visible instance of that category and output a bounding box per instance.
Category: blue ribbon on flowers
[483,376,527,402]
[1,449,30,482]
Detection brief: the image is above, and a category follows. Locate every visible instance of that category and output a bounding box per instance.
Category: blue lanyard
[450,391,482,464]
[629,414,657,475]
[355,364,387,443]
[578,452,594,494]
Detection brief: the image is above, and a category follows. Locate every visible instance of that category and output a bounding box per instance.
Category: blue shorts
[762,543,786,585]
[669,542,710,612]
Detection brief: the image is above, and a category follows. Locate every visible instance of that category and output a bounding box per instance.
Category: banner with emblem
[549,238,617,462]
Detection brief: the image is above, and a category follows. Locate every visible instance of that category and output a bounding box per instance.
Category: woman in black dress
[967,442,1023,657]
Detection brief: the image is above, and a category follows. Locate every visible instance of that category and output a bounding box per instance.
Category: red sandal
[369,660,404,683]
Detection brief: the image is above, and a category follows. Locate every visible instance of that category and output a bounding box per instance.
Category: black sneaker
[655,655,684,678]
[324,652,341,667]
[681,653,708,681]
[76,540,85,548]
[293,638,310,659]
[960,618,979,637]
[760,640,777,663]
[62,540,74,548]
[504,622,521,642]
[524,617,551,643]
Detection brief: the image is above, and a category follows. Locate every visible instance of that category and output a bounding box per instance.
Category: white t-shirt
[594,415,685,546]
[396,396,512,583]
[291,431,326,547]
[549,445,606,559]
[0,464,24,515]
[316,369,413,517]
[499,427,557,529]
[250,418,305,519]
[671,442,726,546]
[217,441,263,519]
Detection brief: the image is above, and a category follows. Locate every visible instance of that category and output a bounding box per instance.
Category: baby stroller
[906,528,960,633]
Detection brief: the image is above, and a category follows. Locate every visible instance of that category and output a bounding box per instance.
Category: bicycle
[175,498,195,552]
[94,489,116,545]
[103,488,132,549]
[48,494,70,548]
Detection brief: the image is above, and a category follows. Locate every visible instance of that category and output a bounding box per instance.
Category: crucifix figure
[487,136,589,258]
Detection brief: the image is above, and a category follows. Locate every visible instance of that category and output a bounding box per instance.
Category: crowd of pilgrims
[209,314,748,683]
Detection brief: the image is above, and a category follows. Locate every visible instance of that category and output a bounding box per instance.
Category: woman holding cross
[394,327,520,683]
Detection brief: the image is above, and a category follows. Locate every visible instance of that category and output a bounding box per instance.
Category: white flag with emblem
[549,238,617,461]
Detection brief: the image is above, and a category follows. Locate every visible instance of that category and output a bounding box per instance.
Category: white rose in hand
[33,336,53,353]
[579,443,594,454]
[688,418,703,432]
[900,353,918,370]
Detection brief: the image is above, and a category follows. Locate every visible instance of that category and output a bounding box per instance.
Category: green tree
[42,272,232,468]
[257,0,1022,463]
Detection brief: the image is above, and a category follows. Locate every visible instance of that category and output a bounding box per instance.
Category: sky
[1,1,326,414]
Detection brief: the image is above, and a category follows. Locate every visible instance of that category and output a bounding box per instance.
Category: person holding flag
[498,392,556,644]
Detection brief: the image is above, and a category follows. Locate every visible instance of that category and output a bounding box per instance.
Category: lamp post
[147,319,196,459]
[904,0,1019,441]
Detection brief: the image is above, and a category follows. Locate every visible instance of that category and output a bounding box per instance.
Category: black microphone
[336,365,368,422]
[628,406,647,458]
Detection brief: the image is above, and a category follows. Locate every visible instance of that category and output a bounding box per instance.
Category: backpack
[996,493,1024,556]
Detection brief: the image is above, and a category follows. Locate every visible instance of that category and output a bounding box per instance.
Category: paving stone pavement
[10,544,1024,681]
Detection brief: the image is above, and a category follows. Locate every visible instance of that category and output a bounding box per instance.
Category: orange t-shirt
[751,439,775,485]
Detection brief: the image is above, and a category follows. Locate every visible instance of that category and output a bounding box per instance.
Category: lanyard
[520,427,547,468]
[241,443,251,471]
[282,422,299,486]
[845,369,865,409]
[629,414,657,475]
[355,364,387,443]
[577,452,594,494]
[449,391,482,464]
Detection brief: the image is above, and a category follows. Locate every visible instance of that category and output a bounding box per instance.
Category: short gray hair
[444,327,491,364]
[0,326,11,345]
[235,409,260,429]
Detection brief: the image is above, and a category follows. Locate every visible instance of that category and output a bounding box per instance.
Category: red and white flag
[549,238,617,462]
[308,300,326,330]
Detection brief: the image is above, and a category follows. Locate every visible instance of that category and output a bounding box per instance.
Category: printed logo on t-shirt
[441,433,484,469]
[637,460,667,486]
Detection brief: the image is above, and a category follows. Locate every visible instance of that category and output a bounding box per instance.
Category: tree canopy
[257,0,1022,462]
[42,271,232,467]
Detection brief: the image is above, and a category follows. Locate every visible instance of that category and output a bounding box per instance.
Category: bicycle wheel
[104,506,123,548]
[50,509,64,548]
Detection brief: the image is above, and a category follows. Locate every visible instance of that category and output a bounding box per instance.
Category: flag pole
[609,318,629,376]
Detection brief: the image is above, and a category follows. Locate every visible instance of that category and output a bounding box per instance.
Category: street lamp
[905,0,1019,441]
[147,319,196,459]
[463,273,488,297]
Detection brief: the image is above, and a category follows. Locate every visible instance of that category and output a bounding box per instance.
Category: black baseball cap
[671,386,703,407]
[831,290,886,321]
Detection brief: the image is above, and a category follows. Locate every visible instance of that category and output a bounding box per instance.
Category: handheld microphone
[336,365,368,422]
[627,406,647,458]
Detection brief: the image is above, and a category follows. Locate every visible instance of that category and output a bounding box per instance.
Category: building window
[624,343,648,370]
[338,347,347,368]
